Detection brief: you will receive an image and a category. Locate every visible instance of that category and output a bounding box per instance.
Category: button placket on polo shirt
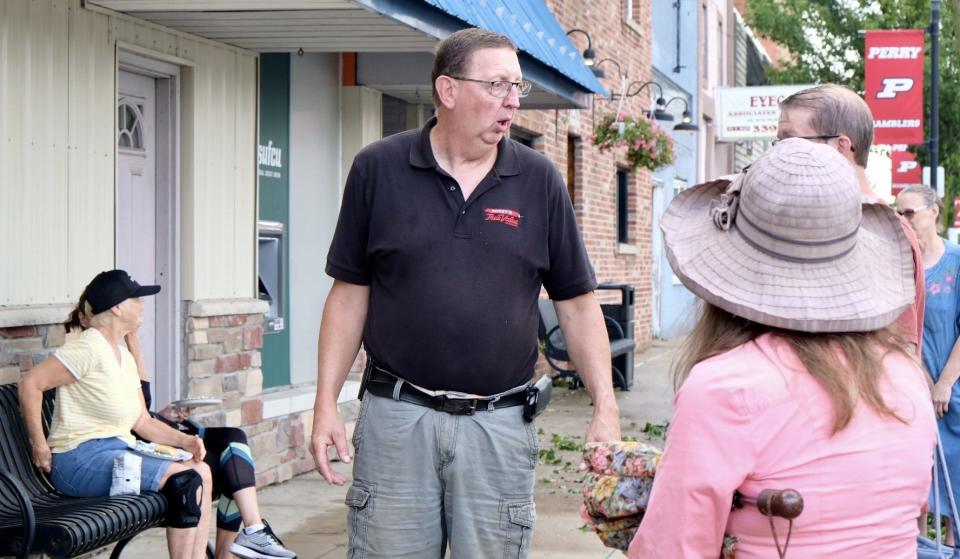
[453,173,502,238]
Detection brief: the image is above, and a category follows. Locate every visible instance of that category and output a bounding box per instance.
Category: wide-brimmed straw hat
[662,138,914,333]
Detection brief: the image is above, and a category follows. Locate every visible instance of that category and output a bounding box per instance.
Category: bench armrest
[0,469,36,559]
[603,315,625,339]
[542,325,576,373]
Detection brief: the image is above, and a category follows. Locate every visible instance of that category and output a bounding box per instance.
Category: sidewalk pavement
[111,340,678,559]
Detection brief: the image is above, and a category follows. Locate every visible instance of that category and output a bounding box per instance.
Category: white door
[117,71,158,388]
[650,178,665,339]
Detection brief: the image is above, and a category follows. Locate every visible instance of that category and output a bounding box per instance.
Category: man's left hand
[585,406,621,443]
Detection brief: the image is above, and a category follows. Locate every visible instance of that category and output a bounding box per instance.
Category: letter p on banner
[865,30,925,145]
[891,150,922,196]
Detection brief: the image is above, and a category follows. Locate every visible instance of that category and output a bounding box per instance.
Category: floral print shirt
[922,239,960,381]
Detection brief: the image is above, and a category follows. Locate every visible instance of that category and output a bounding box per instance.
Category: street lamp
[566,28,597,70]
[593,57,626,80]
[622,81,673,121]
[664,97,699,131]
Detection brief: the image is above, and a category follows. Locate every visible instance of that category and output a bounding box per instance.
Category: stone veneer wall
[0,323,67,384]
[184,304,316,487]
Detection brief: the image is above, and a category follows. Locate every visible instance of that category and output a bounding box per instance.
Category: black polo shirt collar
[409,116,522,177]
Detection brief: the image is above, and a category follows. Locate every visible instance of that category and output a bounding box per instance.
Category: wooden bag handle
[734,489,804,558]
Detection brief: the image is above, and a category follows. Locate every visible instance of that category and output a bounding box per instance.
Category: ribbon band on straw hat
[709,172,744,232]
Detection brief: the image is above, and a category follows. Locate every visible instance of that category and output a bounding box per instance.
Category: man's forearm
[314,281,370,410]
[554,293,619,411]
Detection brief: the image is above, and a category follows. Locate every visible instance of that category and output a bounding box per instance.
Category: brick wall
[184,311,315,486]
[184,314,264,425]
[519,0,655,352]
[0,324,65,384]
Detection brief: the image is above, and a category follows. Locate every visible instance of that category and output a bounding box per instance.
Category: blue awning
[422,0,607,96]
[354,0,608,108]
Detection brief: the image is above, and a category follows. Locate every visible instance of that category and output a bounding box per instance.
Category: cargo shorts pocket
[502,499,536,559]
[345,481,375,558]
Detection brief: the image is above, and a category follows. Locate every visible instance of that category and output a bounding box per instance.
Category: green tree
[745,0,960,225]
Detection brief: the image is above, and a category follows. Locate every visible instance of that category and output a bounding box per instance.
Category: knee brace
[162,470,203,528]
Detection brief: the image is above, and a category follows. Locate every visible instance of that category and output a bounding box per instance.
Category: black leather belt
[364,367,528,415]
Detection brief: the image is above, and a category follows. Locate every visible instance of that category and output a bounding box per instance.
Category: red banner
[865,30,925,145]
[891,150,921,195]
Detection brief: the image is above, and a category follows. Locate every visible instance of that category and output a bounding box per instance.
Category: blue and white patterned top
[922,240,960,381]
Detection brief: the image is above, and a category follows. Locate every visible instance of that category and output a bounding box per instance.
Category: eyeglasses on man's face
[448,76,533,98]
[896,204,931,218]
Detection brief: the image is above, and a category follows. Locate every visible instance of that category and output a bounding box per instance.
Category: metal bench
[0,383,166,559]
[538,284,637,390]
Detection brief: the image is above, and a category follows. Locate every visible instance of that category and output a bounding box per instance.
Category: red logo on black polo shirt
[484,208,522,228]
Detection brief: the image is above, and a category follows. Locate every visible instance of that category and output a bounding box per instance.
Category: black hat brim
[134,285,162,297]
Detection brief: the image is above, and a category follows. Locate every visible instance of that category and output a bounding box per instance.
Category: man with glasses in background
[776,83,925,356]
[309,27,620,558]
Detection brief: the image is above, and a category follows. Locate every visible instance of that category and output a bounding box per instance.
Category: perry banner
[864,30,925,145]
[890,150,921,195]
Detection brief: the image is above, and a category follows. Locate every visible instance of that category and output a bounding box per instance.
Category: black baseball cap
[83,269,161,315]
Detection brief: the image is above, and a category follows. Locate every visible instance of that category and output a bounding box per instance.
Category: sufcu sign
[258,141,283,179]
[865,30,925,145]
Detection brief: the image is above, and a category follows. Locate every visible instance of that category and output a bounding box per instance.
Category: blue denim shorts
[50,437,171,497]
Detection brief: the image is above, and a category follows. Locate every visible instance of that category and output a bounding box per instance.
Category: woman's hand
[31,440,52,473]
[182,434,206,462]
[933,380,953,418]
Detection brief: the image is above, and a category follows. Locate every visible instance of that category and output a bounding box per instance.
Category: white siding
[0,0,257,307]
[0,0,72,304]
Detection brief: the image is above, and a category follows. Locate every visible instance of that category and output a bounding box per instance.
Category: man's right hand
[31,441,52,473]
[310,405,351,485]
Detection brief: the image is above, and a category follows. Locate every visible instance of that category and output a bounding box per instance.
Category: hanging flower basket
[592,113,676,172]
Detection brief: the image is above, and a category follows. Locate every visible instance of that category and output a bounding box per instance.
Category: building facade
[648,0,700,338]
[1,0,666,485]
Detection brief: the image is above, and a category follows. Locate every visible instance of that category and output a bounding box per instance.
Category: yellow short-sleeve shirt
[46,328,143,453]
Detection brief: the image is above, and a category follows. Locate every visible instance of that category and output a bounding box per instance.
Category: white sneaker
[229,520,297,559]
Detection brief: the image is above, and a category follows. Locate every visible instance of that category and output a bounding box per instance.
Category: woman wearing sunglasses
[897,184,960,541]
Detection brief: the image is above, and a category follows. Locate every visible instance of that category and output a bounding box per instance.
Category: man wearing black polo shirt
[309,28,620,558]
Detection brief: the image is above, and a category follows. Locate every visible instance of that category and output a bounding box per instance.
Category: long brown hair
[674,303,912,434]
[64,298,87,333]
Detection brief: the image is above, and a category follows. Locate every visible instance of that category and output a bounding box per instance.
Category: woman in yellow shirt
[19,270,213,559]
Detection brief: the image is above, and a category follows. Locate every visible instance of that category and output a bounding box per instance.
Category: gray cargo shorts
[345,390,539,558]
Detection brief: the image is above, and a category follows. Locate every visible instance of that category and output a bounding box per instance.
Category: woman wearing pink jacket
[629,139,936,558]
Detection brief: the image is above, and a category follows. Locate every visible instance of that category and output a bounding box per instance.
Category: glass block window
[118,100,145,151]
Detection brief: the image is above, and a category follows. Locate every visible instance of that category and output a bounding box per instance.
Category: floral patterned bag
[580,441,737,558]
